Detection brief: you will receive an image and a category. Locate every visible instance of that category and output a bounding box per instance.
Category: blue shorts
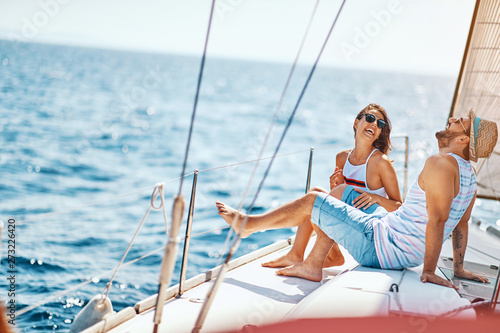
[312,191,388,268]
[341,185,385,215]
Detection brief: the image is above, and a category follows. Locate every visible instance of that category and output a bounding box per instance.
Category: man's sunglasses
[358,113,387,129]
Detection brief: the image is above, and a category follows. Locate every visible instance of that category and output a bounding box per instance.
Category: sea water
[1,40,499,332]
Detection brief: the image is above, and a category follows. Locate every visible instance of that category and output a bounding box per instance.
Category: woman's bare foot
[215,201,252,238]
[276,261,323,282]
[262,252,303,268]
[323,243,345,267]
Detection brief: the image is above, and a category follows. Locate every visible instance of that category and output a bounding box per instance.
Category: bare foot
[323,243,345,267]
[215,201,252,238]
[276,261,322,282]
[262,252,303,268]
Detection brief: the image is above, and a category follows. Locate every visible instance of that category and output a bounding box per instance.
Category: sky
[0,0,475,76]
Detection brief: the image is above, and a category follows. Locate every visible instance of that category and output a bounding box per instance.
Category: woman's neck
[350,142,375,165]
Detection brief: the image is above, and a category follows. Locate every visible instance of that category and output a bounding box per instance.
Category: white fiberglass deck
[97,223,500,333]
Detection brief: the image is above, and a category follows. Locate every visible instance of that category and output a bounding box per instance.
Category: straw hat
[468,109,498,162]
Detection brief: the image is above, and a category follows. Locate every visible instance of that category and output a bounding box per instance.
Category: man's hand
[420,271,458,290]
[454,269,490,283]
[329,167,344,190]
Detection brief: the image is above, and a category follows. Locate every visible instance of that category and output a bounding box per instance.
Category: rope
[230,0,347,245]
[178,0,216,196]
[18,184,157,224]
[16,144,346,225]
[100,183,168,304]
[239,0,346,220]
[389,268,407,314]
[437,299,492,318]
[217,0,322,262]
[193,1,348,331]
[17,225,232,317]
[197,148,313,173]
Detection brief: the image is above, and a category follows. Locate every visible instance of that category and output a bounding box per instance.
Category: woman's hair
[354,103,392,154]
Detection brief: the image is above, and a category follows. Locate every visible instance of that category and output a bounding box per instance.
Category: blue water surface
[0,39,499,332]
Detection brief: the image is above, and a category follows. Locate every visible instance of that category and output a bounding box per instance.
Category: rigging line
[17,245,167,317]
[197,148,313,173]
[239,0,347,227]
[18,174,191,224]
[437,300,491,318]
[17,225,232,317]
[100,184,167,303]
[178,0,216,196]
[15,141,337,225]
[18,184,158,223]
[194,1,348,331]
[217,0,322,265]
[198,140,355,173]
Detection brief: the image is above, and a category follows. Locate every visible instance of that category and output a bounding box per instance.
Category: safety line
[178,0,216,196]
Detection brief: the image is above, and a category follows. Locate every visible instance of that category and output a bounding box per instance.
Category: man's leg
[276,223,335,282]
[275,185,357,281]
[262,185,346,268]
[262,186,329,268]
[216,192,319,238]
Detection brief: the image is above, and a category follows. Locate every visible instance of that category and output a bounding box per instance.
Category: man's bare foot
[215,201,252,238]
[262,252,303,268]
[323,243,345,267]
[276,261,322,282]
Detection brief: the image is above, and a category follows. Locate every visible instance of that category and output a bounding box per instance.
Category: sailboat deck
[99,222,500,333]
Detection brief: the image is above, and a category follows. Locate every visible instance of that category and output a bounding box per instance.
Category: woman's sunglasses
[358,113,387,129]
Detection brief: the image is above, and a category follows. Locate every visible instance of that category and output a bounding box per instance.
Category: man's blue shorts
[312,188,388,268]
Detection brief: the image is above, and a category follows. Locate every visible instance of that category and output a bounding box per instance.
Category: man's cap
[468,109,498,162]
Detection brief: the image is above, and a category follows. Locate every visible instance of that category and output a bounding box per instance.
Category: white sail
[450,0,500,200]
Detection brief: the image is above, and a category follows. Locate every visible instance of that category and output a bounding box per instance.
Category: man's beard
[435,129,469,158]
[435,129,463,148]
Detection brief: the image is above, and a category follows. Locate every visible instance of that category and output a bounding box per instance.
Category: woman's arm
[376,154,402,211]
[330,151,349,190]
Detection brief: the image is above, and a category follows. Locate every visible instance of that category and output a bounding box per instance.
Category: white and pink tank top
[373,153,476,269]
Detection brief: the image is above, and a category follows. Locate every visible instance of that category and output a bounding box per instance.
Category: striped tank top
[373,153,476,269]
[343,149,387,197]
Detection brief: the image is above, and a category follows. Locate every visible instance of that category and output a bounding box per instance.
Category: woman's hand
[352,187,379,210]
[329,167,344,190]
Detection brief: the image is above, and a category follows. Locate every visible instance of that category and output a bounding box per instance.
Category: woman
[262,103,402,268]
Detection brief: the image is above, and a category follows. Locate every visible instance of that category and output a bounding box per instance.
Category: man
[216,109,498,288]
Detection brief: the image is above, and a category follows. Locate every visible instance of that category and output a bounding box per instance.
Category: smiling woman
[259,103,402,270]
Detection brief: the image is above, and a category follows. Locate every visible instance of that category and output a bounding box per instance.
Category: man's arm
[452,193,490,283]
[419,155,458,289]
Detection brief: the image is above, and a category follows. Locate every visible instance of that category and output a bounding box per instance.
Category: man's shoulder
[424,153,458,173]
